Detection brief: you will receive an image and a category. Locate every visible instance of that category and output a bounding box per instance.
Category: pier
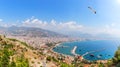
[82,48,106,57]
[71,46,78,56]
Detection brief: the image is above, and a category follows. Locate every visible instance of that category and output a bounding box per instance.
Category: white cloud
[21,17,120,38]
[103,23,120,37]
[22,18,84,33]
[0,17,118,38]
[1,24,9,27]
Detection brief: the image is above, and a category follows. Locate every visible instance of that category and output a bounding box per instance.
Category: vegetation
[60,62,74,67]
[10,61,16,67]
[0,35,29,67]
[1,35,120,67]
[46,56,52,61]
[7,38,34,50]
[52,56,59,62]
[111,46,120,66]
[16,55,29,67]
[46,43,54,47]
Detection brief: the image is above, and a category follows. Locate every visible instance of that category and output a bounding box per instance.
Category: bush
[37,62,40,64]
[46,43,53,47]
[46,56,52,61]
[10,61,16,67]
[34,57,37,59]
[31,61,35,63]
[116,63,120,67]
[16,55,29,67]
[52,57,59,62]
[60,62,74,67]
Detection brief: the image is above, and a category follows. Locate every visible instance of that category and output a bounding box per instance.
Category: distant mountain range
[0,26,115,39]
[0,26,67,37]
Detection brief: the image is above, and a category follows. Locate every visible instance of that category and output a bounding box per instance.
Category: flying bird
[88,6,96,14]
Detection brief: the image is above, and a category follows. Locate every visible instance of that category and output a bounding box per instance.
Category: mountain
[0,26,67,37]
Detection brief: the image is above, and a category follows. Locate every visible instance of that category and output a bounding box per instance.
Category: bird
[88,6,96,14]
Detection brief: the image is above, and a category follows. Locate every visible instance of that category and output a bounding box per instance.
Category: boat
[99,54,102,56]
[97,55,101,59]
[79,49,81,51]
[90,54,94,57]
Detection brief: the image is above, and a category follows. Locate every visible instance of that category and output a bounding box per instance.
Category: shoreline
[51,43,74,59]
[51,42,109,63]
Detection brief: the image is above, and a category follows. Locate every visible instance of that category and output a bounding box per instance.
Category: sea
[53,40,119,61]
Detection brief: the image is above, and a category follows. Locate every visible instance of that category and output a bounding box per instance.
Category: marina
[53,40,118,61]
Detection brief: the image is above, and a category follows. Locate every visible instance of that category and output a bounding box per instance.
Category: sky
[0,0,120,38]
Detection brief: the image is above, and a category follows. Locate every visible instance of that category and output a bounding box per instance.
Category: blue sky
[0,0,97,23]
[0,0,120,38]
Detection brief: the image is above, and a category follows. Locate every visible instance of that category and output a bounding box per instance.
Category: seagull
[88,6,96,14]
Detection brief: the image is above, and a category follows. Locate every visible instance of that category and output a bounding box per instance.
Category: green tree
[112,46,120,66]
[1,55,10,67]
[60,63,73,67]
[16,55,29,67]
[98,63,105,67]
[10,61,16,67]
[0,46,11,67]
[46,56,52,61]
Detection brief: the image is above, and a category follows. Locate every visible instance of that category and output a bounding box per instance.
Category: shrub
[31,61,35,63]
[46,56,52,61]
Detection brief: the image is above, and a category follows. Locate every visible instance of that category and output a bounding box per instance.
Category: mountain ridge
[0,26,67,37]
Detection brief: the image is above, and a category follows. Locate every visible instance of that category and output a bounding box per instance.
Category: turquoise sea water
[53,40,119,61]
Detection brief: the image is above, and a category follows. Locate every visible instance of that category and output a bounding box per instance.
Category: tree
[16,55,29,67]
[10,61,16,67]
[0,47,11,67]
[46,56,52,61]
[1,55,10,67]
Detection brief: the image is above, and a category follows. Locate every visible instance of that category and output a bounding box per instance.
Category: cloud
[0,19,9,27]
[22,18,84,33]
[103,23,120,37]
[21,17,120,38]
[0,17,119,38]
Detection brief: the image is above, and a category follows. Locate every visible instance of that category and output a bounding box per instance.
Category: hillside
[0,35,75,67]
[0,35,58,67]
[0,26,66,37]
[0,35,45,67]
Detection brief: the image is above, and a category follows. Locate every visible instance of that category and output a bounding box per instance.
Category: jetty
[71,46,78,56]
[82,48,106,57]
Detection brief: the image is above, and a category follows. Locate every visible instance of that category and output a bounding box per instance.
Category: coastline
[51,43,74,59]
[51,42,109,63]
